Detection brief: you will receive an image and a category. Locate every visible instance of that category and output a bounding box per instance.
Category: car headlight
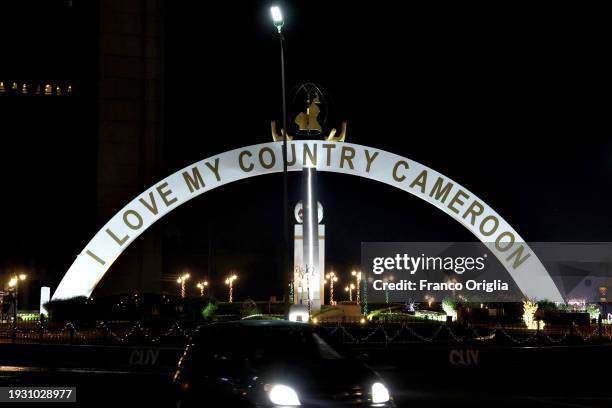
[371,382,390,404]
[267,384,301,406]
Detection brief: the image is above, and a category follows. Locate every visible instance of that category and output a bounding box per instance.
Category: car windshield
[193,324,343,362]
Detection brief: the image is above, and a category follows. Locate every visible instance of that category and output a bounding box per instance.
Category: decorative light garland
[3,320,611,345]
[362,280,368,316]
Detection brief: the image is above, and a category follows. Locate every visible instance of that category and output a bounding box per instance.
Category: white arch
[52,141,563,302]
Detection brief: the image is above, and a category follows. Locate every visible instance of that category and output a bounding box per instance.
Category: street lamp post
[196,281,208,297]
[304,271,311,316]
[345,283,355,302]
[270,6,291,314]
[325,272,338,305]
[8,274,26,341]
[177,273,190,299]
[294,266,304,304]
[225,274,238,303]
[352,271,362,305]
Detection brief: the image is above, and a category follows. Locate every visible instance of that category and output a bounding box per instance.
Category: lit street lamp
[324,272,338,305]
[345,283,355,302]
[351,270,362,304]
[271,6,283,32]
[196,281,208,297]
[225,274,238,303]
[270,5,291,314]
[7,273,27,340]
[177,273,190,299]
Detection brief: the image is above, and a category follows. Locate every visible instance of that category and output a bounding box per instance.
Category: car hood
[252,357,378,391]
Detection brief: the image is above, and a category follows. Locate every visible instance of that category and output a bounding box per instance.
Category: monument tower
[272,83,346,314]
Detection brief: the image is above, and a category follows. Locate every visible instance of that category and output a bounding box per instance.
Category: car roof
[197,319,311,331]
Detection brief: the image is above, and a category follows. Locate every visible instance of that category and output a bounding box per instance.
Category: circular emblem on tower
[294,201,323,224]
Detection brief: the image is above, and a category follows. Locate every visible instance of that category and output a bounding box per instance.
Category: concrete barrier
[0,343,182,372]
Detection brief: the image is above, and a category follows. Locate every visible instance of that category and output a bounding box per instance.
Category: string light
[361,277,369,316]
[177,273,190,299]
[196,281,208,297]
[345,283,355,302]
[9,318,612,345]
[225,274,238,303]
[351,271,362,304]
[522,300,544,330]
[324,271,338,305]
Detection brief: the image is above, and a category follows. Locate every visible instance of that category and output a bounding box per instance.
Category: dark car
[173,320,394,407]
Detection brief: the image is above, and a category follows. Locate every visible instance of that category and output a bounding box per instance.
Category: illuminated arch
[52,141,563,302]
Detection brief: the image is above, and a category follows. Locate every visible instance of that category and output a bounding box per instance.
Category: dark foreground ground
[1,343,611,407]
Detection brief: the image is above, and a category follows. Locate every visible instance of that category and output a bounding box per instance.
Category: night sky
[1,1,610,303]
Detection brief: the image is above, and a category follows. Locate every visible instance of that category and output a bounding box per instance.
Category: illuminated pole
[302,168,320,311]
[295,266,304,304]
[271,5,291,314]
[305,271,311,317]
[325,272,338,305]
[352,270,362,305]
[8,274,26,340]
[196,281,208,297]
[383,278,390,304]
[177,273,190,299]
[225,274,238,303]
[8,278,16,340]
[345,284,355,302]
[362,279,369,316]
[356,272,361,304]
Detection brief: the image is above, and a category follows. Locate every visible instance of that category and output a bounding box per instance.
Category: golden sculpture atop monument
[271,83,346,143]
[294,93,322,132]
[271,121,294,142]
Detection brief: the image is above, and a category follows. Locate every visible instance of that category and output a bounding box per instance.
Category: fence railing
[0,321,192,346]
[1,319,611,347]
[320,320,612,346]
